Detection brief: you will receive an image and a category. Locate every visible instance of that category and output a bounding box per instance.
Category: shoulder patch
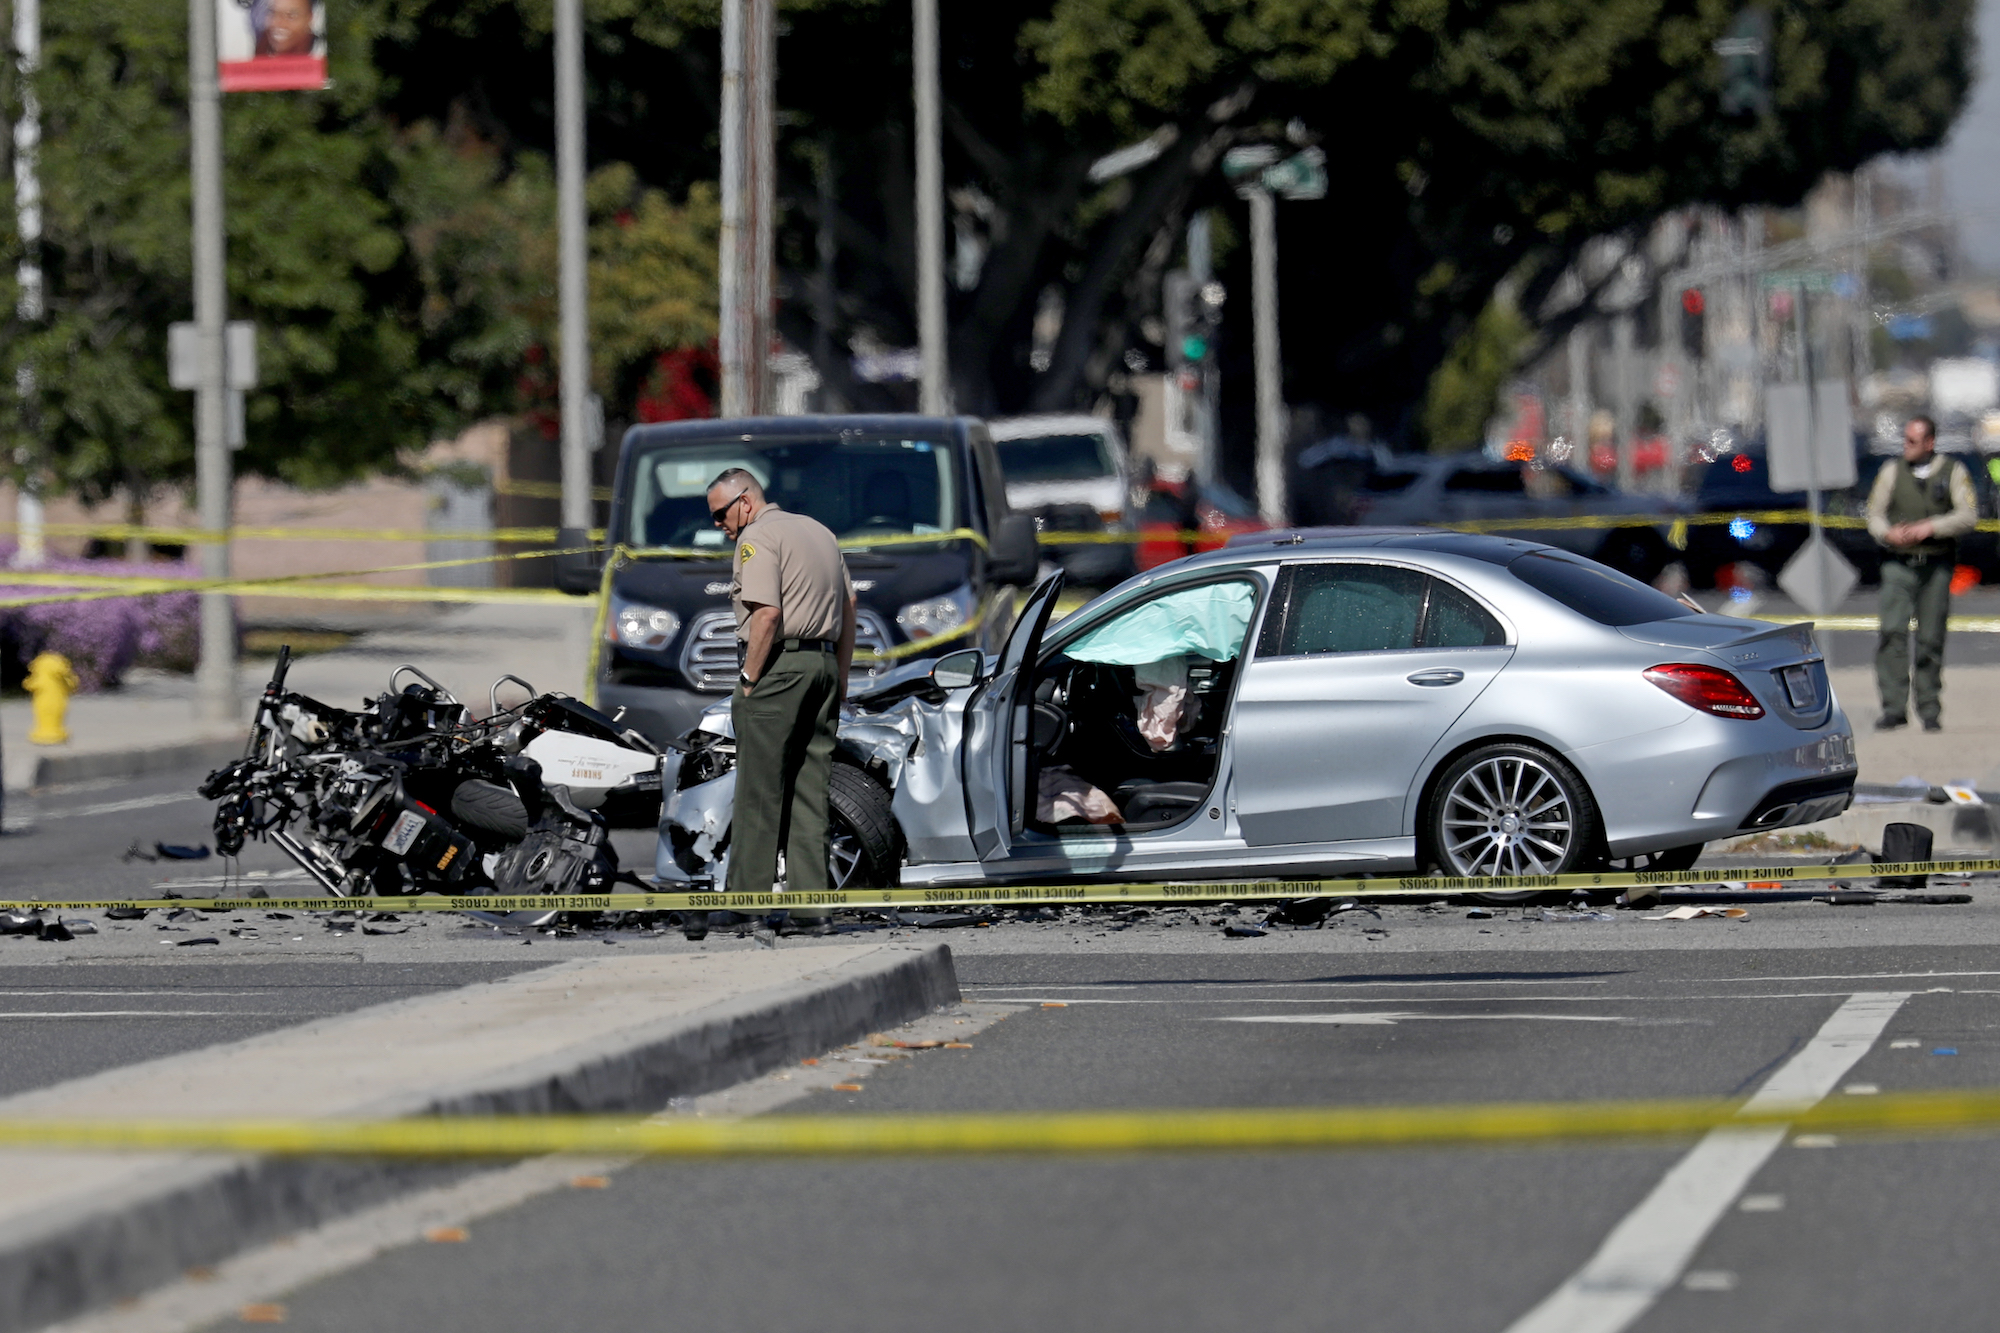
[740,542,756,563]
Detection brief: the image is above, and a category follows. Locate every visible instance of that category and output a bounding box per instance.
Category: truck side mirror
[989,514,1039,586]
[553,527,604,596]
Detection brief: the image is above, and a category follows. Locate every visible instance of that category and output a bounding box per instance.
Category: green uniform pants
[728,647,840,896]
[1876,556,1954,724]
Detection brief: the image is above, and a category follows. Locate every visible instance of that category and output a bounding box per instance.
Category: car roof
[985,413,1122,443]
[620,414,971,449]
[1223,527,1552,565]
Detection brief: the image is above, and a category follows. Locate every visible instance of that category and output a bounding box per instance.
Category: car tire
[1423,743,1602,903]
[829,763,902,889]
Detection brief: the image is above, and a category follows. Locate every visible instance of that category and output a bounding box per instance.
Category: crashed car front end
[653,654,980,887]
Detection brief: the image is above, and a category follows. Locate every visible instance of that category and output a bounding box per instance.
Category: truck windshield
[625,434,964,551]
[994,432,1116,483]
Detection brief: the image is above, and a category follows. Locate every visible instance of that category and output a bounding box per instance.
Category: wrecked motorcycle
[200,647,663,898]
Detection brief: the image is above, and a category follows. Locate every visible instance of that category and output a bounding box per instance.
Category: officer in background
[1865,414,1977,732]
[706,468,858,903]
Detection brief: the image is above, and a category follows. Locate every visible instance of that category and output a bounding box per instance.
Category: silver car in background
[658,530,1856,891]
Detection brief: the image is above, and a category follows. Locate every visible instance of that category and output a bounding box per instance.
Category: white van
[987,414,1133,586]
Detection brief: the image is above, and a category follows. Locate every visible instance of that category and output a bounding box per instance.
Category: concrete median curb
[0,941,958,1332]
[12,736,246,793]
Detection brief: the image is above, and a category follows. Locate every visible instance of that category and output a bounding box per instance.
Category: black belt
[781,637,838,654]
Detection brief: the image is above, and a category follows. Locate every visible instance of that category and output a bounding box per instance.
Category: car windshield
[625,434,964,550]
[1508,550,1696,626]
[995,432,1116,483]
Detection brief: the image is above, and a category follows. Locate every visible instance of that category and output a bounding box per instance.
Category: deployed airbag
[1063,583,1256,667]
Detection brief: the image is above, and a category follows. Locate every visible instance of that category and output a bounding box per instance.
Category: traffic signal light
[1680,288,1705,354]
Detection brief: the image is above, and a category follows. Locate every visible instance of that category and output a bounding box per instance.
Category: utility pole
[11,0,42,569]
[1224,145,1321,528]
[554,0,592,535]
[1186,212,1219,485]
[717,0,774,417]
[1247,186,1284,527]
[913,0,947,415]
[190,0,234,722]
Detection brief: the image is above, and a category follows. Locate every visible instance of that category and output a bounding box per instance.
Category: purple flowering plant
[0,545,204,691]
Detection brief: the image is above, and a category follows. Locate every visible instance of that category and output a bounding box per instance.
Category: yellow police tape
[1,1089,1998,1158]
[5,857,1983,918]
[0,547,600,609]
[0,520,593,545]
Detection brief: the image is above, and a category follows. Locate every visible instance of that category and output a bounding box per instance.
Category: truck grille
[679,609,896,692]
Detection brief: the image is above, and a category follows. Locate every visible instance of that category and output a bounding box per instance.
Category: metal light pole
[913,0,947,416]
[190,0,235,722]
[11,0,42,570]
[1247,186,1284,528]
[1186,212,1218,485]
[555,0,592,534]
[718,0,774,417]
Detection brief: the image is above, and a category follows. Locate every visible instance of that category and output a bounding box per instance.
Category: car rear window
[1507,550,1694,626]
[995,433,1116,483]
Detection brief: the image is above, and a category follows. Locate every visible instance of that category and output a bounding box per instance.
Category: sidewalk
[3,600,596,792]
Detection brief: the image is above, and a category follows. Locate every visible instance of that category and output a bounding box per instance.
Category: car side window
[1258,564,1506,656]
[1259,564,1428,656]
[1420,579,1507,648]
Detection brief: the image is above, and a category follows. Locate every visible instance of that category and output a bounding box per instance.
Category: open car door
[961,571,1065,860]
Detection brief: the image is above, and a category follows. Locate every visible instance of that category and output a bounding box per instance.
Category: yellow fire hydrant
[24,651,79,745]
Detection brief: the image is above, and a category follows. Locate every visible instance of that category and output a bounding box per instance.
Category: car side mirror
[552,527,604,596]
[930,649,982,690]
[989,514,1039,586]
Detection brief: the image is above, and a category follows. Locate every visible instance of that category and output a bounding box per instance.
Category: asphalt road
[165,946,1996,1333]
[8,761,2000,1332]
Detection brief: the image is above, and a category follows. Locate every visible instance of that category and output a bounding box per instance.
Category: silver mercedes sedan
[657,530,1857,890]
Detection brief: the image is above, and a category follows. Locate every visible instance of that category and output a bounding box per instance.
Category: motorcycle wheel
[829,764,901,889]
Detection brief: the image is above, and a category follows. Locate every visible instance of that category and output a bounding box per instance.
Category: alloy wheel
[1439,753,1577,877]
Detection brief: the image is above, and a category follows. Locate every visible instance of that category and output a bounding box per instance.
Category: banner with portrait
[217,0,328,92]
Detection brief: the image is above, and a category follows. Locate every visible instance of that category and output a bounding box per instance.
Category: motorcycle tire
[829,763,902,889]
[451,779,530,842]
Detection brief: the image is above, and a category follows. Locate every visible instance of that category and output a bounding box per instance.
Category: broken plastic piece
[36,920,74,942]
[1644,906,1749,920]
[155,843,211,860]
[1465,908,1494,920]
[175,936,221,946]
[423,1226,468,1243]
[1535,908,1615,922]
[104,906,146,920]
[831,1082,864,1092]
[1222,923,1267,937]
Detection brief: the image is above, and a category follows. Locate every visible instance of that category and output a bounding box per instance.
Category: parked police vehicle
[556,415,1040,746]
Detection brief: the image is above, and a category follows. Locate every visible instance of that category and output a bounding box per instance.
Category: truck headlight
[612,597,681,650]
[896,584,977,641]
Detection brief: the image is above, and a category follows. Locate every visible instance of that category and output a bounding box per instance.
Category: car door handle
[1407,668,1465,687]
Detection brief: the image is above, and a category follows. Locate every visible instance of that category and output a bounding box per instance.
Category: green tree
[0,0,718,514]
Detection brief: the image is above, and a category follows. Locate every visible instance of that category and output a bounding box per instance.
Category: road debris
[1645,906,1749,921]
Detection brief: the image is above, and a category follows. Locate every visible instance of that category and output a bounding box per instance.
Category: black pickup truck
[555,415,1040,746]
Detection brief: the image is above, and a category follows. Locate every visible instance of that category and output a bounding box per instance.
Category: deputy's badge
[740,542,756,563]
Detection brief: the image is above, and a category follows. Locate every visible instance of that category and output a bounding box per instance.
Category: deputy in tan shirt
[707,469,858,908]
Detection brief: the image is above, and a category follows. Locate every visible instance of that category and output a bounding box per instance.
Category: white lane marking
[0,1011,286,1018]
[967,992,1882,1005]
[1214,1013,1636,1026]
[970,978,1616,991]
[0,980,278,992]
[1501,990,1908,1333]
[24,792,203,821]
[1738,1194,1784,1212]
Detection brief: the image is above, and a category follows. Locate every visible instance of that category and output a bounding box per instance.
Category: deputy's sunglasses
[710,489,748,525]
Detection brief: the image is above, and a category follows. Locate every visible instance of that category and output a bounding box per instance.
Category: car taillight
[1644,663,1765,720]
